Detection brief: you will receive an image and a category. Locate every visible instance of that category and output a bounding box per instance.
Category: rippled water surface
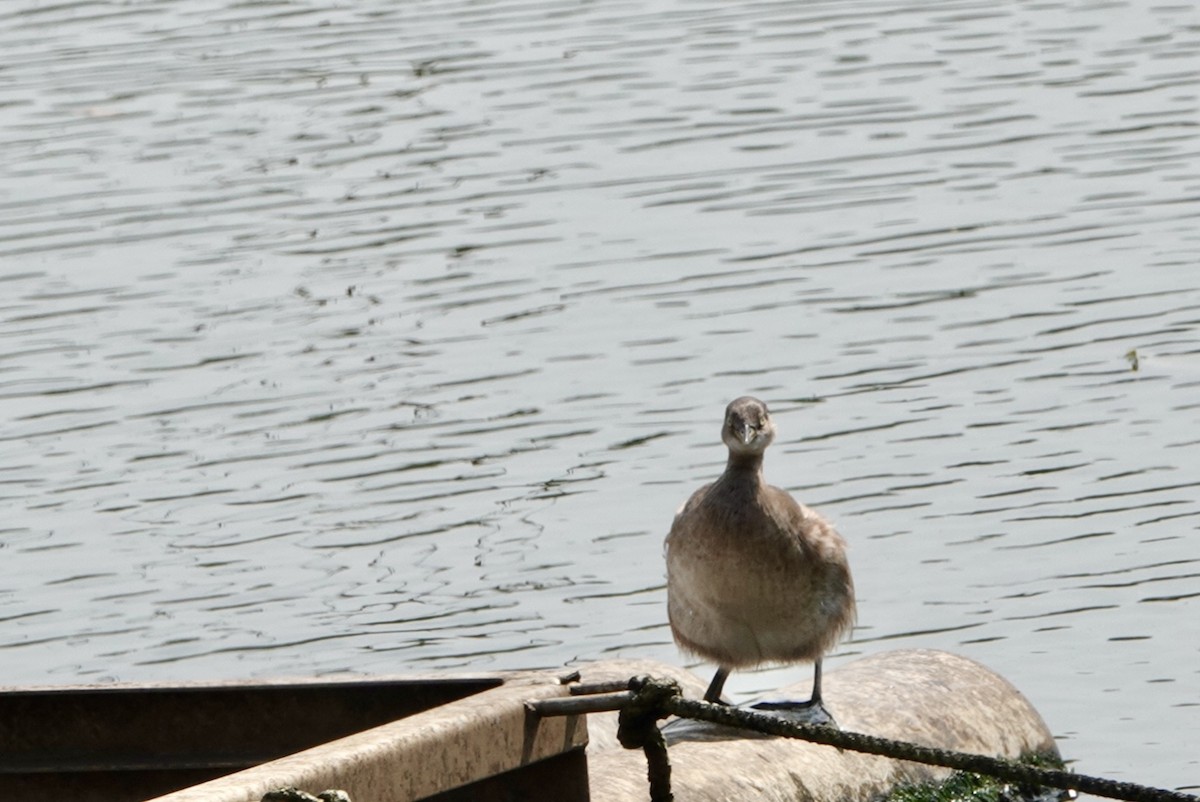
[2,0,1198,791]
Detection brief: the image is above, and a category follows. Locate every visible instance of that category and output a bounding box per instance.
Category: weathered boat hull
[0,671,587,802]
[0,650,1058,802]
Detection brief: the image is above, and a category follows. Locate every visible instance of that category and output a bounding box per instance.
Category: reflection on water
[1,0,1198,791]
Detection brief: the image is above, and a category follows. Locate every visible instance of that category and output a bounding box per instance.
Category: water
[1,0,1198,792]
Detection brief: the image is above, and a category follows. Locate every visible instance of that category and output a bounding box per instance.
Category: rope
[594,676,1199,802]
[261,789,350,802]
[616,676,679,802]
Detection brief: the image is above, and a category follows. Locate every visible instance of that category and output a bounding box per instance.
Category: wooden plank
[145,675,588,802]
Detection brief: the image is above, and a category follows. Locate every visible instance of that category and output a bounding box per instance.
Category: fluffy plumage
[665,396,855,707]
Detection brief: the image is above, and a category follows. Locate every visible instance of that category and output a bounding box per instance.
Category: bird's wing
[665,482,714,544]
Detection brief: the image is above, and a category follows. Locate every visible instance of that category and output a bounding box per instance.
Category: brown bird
[665,396,855,719]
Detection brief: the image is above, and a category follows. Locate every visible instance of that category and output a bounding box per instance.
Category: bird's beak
[740,423,756,445]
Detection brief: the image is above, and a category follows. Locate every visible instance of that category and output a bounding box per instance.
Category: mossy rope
[605,675,1198,802]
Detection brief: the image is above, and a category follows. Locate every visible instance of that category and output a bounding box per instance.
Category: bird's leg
[810,657,824,705]
[759,659,823,707]
[703,666,730,704]
[748,659,836,726]
[659,666,732,740]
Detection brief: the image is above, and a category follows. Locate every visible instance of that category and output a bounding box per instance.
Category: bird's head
[721,396,776,457]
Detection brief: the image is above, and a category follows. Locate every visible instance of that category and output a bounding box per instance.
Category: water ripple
[2,0,1199,789]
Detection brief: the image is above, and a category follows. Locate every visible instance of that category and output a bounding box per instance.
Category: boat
[1,651,1058,802]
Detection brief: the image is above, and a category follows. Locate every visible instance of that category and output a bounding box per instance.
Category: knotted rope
[528,675,1200,802]
[616,676,679,802]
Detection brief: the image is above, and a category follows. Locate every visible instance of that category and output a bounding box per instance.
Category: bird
[665,396,855,720]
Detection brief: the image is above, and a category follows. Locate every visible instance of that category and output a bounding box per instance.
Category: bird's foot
[747,698,837,728]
